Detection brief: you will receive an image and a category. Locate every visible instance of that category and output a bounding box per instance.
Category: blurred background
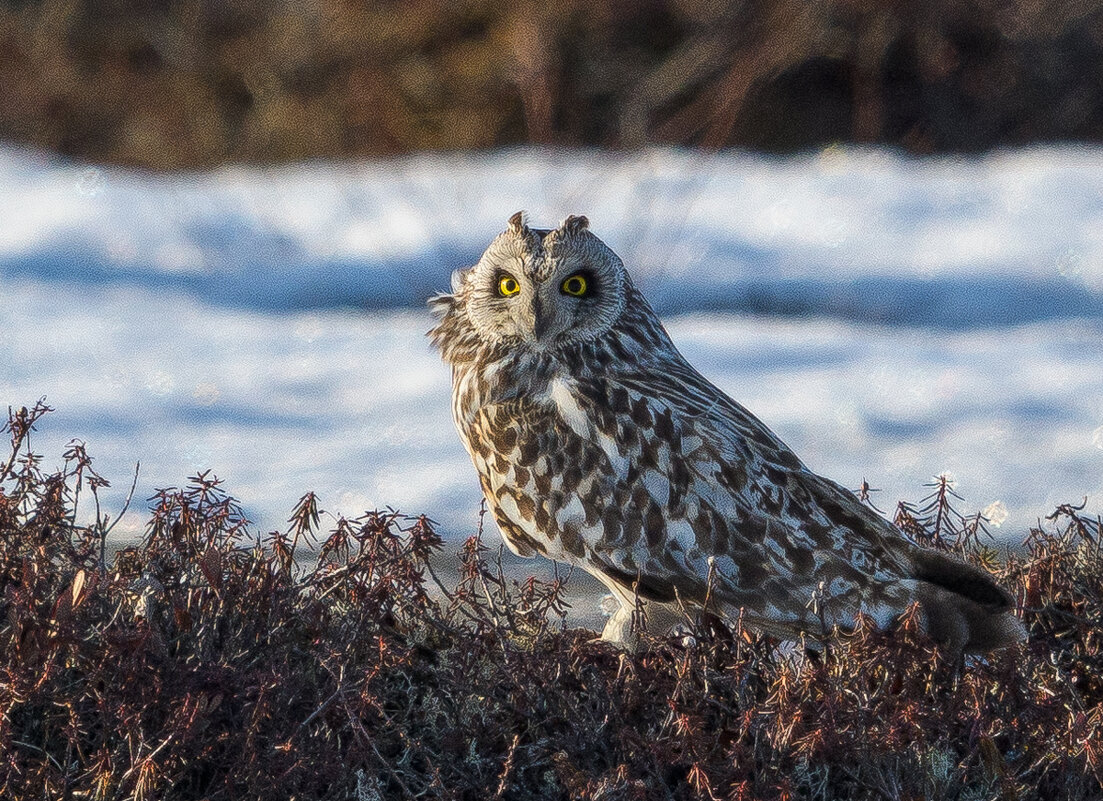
[5,0,1103,166]
[2,1,1102,595]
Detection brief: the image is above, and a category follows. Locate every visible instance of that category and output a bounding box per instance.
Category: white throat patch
[547,376,622,468]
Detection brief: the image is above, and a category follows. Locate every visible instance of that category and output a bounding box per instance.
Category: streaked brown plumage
[429,212,1026,655]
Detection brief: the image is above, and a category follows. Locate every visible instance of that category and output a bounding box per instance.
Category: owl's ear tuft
[562,215,589,235]
[507,210,528,234]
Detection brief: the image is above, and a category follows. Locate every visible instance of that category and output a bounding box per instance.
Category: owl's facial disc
[485,267,583,345]
[461,216,628,349]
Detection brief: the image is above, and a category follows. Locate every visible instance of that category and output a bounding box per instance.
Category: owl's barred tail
[909,548,1027,654]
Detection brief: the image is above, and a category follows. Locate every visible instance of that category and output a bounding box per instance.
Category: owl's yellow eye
[498,275,520,296]
[561,274,588,296]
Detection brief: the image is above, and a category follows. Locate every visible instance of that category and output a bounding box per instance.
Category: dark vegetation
[3,1,1103,168]
[1,399,1101,800]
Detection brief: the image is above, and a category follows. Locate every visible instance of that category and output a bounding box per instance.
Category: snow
[1,144,1102,552]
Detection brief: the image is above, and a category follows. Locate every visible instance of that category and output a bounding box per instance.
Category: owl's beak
[530,294,552,341]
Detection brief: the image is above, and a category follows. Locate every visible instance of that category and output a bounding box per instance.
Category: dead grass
[1,399,1100,800]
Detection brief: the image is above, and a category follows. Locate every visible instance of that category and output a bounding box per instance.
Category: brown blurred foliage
[3,0,1103,168]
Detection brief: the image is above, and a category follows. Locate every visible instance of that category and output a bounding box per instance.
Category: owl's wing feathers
[569,365,1023,651]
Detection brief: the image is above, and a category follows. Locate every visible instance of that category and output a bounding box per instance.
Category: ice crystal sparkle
[982,500,1009,527]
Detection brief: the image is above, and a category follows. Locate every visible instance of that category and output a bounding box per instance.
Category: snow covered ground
[2,145,1102,558]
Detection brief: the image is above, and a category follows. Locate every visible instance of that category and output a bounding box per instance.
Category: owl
[428,212,1025,655]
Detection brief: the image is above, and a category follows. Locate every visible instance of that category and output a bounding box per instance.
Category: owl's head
[447,212,628,349]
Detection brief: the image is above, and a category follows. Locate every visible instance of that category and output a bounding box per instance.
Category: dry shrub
[1,400,1100,800]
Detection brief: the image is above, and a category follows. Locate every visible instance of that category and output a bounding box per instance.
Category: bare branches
[1,399,53,484]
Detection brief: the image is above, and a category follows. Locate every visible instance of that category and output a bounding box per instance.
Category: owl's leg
[592,573,685,651]
[600,602,639,651]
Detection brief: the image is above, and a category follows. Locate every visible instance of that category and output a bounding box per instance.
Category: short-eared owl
[429,213,1025,654]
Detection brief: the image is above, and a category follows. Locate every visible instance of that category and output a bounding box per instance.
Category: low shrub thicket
[1,400,1100,800]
